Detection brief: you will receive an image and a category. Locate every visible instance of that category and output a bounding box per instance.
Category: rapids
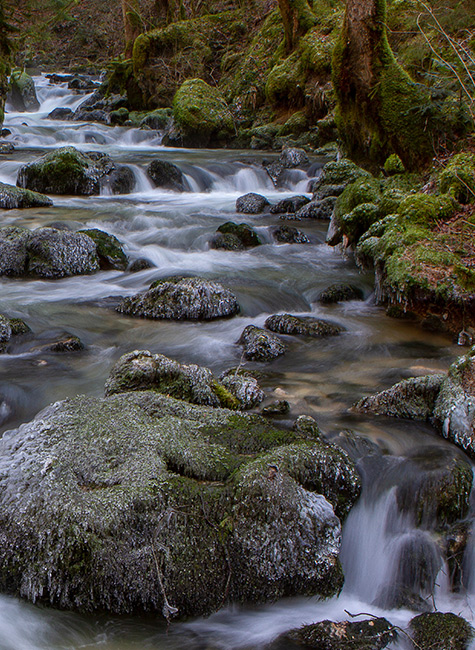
[0,74,473,650]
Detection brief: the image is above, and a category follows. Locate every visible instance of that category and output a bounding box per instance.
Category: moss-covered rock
[270,195,310,214]
[0,389,360,615]
[78,229,128,271]
[210,222,261,250]
[219,368,265,410]
[238,325,286,361]
[409,612,474,650]
[0,182,53,209]
[146,159,187,192]
[171,79,234,147]
[116,276,239,321]
[8,70,40,112]
[265,313,344,338]
[439,153,475,203]
[16,147,120,196]
[272,225,310,243]
[318,283,364,304]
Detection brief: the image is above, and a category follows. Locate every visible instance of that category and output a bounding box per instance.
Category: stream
[0,74,473,650]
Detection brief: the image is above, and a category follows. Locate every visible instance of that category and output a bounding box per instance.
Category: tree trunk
[277,0,315,52]
[332,0,433,170]
[122,0,142,58]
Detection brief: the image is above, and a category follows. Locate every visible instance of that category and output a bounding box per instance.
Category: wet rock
[140,108,172,130]
[0,143,15,154]
[219,368,265,410]
[312,159,370,193]
[8,318,30,335]
[0,316,12,353]
[0,226,100,278]
[0,390,360,615]
[32,333,84,354]
[264,148,310,187]
[105,350,239,409]
[446,521,471,591]
[409,612,473,650]
[265,314,344,338]
[294,196,337,220]
[274,617,397,650]
[261,400,290,417]
[354,374,445,420]
[116,276,239,321]
[210,222,261,250]
[0,182,53,209]
[310,183,347,199]
[147,160,187,192]
[432,349,475,457]
[236,192,270,214]
[375,584,432,613]
[318,283,364,304]
[270,195,310,214]
[8,70,40,111]
[109,107,129,125]
[238,325,286,361]
[106,165,135,194]
[16,146,119,196]
[78,229,128,271]
[272,225,309,244]
[128,258,153,272]
[47,107,73,120]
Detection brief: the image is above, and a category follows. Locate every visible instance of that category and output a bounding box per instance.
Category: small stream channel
[0,74,473,650]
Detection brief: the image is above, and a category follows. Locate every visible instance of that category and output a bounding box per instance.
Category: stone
[318,283,364,304]
[0,182,53,209]
[210,222,261,250]
[236,192,270,214]
[116,276,239,321]
[47,107,73,120]
[409,612,473,650]
[79,229,128,271]
[0,390,360,615]
[8,70,40,111]
[270,195,310,214]
[219,369,265,410]
[272,225,309,244]
[265,314,344,338]
[294,196,337,220]
[147,160,187,192]
[106,166,135,195]
[129,258,153,272]
[238,325,286,361]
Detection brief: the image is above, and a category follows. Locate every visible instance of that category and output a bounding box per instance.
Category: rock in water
[0,391,361,615]
[238,325,286,361]
[0,182,53,209]
[236,192,270,214]
[116,276,239,320]
[147,159,187,191]
[265,314,344,338]
[8,70,40,111]
[409,612,473,650]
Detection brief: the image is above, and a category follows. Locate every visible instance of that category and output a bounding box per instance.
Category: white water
[0,75,474,649]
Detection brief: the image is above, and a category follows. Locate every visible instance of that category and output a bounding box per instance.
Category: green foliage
[397,192,456,224]
[439,153,475,203]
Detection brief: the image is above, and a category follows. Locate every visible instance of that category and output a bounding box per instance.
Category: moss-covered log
[332,0,433,170]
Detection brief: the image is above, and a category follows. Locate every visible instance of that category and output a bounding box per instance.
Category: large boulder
[210,222,262,251]
[238,325,286,361]
[146,159,187,192]
[170,78,234,148]
[0,226,100,278]
[236,192,270,214]
[78,228,128,271]
[265,314,344,338]
[16,147,133,196]
[0,182,53,209]
[116,276,239,321]
[8,70,40,111]
[0,390,361,616]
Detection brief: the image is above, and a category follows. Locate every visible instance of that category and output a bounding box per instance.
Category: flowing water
[0,74,473,649]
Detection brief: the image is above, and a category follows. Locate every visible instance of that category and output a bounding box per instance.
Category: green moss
[279,110,308,136]
[340,202,380,244]
[335,176,381,220]
[383,154,405,175]
[265,51,304,107]
[439,153,475,203]
[78,229,128,271]
[397,192,456,225]
[410,612,474,650]
[211,380,240,410]
[299,28,334,76]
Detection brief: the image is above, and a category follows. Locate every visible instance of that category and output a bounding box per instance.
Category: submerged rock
[116,276,239,321]
[238,325,286,361]
[236,192,270,214]
[273,617,397,650]
[265,314,344,338]
[409,612,473,650]
[0,182,52,209]
[0,390,360,615]
[147,159,187,192]
[0,226,100,278]
[105,350,239,409]
[354,374,445,421]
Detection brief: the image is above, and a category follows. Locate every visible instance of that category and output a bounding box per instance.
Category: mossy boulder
[210,222,262,251]
[265,313,344,338]
[313,159,371,193]
[140,108,172,130]
[409,612,474,650]
[116,276,239,321]
[16,147,124,196]
[219,368,265,410]
[146,160,187,192]
[0,226,100,279]
[272,225,309,244]
[105,350,239,410]
[238,325,286,361]
[295,196,336,220]
[0,390,360,615]
[8,70,40,112]
[78,229,128,271]
[171,79,234,148]
[274,617,397,650]
[318,283,364,304]
[439,153,475,203]
[0,182,53,209]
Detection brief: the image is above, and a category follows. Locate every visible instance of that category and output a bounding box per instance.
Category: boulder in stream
[318,282,364,304]
[272,225,309,244]
[210,222,262,251]
[219,368,265,410]
[236,192,270,214]
[147,159,187,192]
[0,389,360,616]
[409,612,473,650]
[116,276,240,321]
[78,228,128,271]
[238,325,286,361]
[8,70,40,112]
[293,196,337,220]
[0,182,53,209]
[270,195,310,214]
[265,314,344,338]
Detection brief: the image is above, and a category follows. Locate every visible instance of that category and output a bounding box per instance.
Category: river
[0,74,472,650]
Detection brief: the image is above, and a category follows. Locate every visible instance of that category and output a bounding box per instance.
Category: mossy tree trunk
[332,0,433,170]
[122,0,143,58]
[277,0,316,52]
